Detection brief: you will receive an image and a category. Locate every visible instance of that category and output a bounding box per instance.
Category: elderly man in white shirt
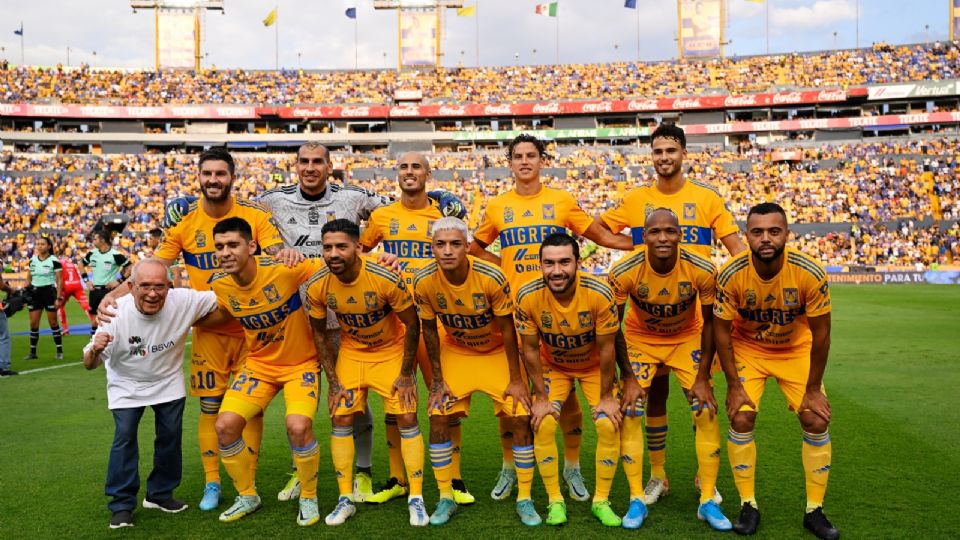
[84,259,229,529]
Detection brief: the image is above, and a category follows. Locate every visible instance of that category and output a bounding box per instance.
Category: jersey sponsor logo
[559,319,570,328]
[658,287,670,296]
[542,330,595,350]
[783,288,799,306]
[249,299,258,306]
[542,204,555,220]
[683,203,696,221]
[577,311,593,328]
[195,230,207,248]
[737,306,806,326]
[472,293,488,311]
[436,293,447,310]
[287,216,297,225]
[262,284,281,303]
[522,210,534,218]
[308,206,320,225]
[504,207,514,224]
[335,304,394,328]
[389,218,400,236]
[454,298,463,306]
[293,235,322,248]
[128,335,146,357]
[237,293,302,330]
[382,240,433,259]
[437,311,493,330]
[764,293,776,303]
[182,250,219,271]
[679,282,694,299]
[745,289,758,307]
[406,224,418,232]
[498,225,565,249]
[347,296,357,304]
[540,311,553,329]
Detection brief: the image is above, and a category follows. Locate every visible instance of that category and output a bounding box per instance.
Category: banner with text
[680,0,722,58]
[157,11,195,70]
[400,11,437,67]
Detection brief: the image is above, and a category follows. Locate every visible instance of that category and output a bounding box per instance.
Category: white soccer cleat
[277,473,301,502]
[325,496,356,526]
[643,477,669,505]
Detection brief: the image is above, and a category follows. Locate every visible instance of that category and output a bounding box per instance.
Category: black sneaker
[733,503,760,535]
[23,353,38,361]
[143,497,189,513]
[109,510,134,529]
[0,369,18,377]
[803,507,839,540]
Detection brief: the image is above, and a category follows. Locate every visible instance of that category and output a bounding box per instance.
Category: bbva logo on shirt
[127,335,175,357]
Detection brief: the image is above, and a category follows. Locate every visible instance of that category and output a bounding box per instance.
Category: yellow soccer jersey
[305,257,414,358]
[473,186,594,291]
[713,248,832,355]
[412,256,514,355]
[210,256,325,376]
[515,272,620,371]
[360,201,442,286]
[601,180,739,257]
[608,246,717,345]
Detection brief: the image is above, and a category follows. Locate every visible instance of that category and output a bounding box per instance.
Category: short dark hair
[212,217,253,241]
[321,218,360,242]
[92,229,111,244]
[506,133,549,161]
[198,147,236,177]
[540,232,580,261]
[148,228,163,238]
[651,123,687,149]
[747,202,788,223]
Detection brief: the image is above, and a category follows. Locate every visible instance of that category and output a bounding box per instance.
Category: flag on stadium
[13,23,23,36]
[624,0,637,8]
[345,7,357,19]
[535,2,558,17]
[457,4,477,17]
[262,8,277,27]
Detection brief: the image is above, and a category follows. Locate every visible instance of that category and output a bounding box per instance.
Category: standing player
[598,123,744,505]
[607,208,732,531]
[515,233,623,527]
[713,203,837,539]
[24,236,64,360]
[58,253,90,335]
[470,134,633,501]
[360,152,474,505]
[99,148,288,512]
[305,219,428,527]
[83,230,131,336]
[208,217,326,526]
[413,217,535,526]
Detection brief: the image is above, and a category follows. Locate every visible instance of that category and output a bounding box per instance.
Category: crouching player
[515,232,624,527]
[607,208,732,531]
[412,217,535,526]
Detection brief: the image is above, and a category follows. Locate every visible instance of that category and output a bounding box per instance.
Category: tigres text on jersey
[360,201,443,286]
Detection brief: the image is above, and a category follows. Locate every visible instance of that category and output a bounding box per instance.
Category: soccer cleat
[545,500,568,526]
[277,473,301,501]
[491,467,517,501]
[353,471,374,502]
[733,502,760,535]
[592,500,621,527]
[198,482,221,511]
[109,510,134,529]
[218,495,262,523]
[695,474,723,504]
[365,477,408,504]
[24,353,38,361]
[297,497,320,527]
[452,479,475,505]
[429,498,457,525]
[803,507,839,540]
[563,468,590,501]
[408,496,429,527]
[698,500,733,531]
[621,498,649,529]
[55,352,63,361]
[143,497,188,513]
[516,499,542,526]
[643,476,670,505]
[325,496,356,526]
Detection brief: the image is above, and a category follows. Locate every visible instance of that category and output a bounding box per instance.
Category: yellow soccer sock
[533,414,563,503]
[430,440,454,499]
[198,399,221,483]
[645,414,668,479]
[399,425,425,498]
[331,425,355,497]
[449,418,464,480]
[220,438,256,496]
[513,444,535,500]
[560,403,583,470]
[384,415,407,483]
[802,430,832,511]
[499,416,514,467]
[593,416,620,502]
[243,412,264,476]
[727,428,757,506]
[693,410,722,504]
[291,438,320,499]
[621,416,645,500]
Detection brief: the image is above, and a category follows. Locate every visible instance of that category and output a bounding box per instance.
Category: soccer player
[470,133,633,502]
[24,236,64,361]
[305,219,428,527]
[598,123,744,505]
[258,141,391,503]
[82,229,131,335]
[607,208,732,531]
[208,217,326,526]
[413,217,535,526]
[99,148,289,512]
[515,232,623,527]
[713,203,837,539]
[360,151,474,505]
[57,253,90,335]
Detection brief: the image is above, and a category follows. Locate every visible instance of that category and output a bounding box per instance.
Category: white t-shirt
[83,289,218,409]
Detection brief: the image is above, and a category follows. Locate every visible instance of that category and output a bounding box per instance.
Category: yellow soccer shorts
[733,346,824,413]
[416,331,473,414]
[626,338,704,391]
[541,364,604,408]
[189,327,248,397]
[430,347,527,418]
[334,347,412,416]
[219,363,320,420]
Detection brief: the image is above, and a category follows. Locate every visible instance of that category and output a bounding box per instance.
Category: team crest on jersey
[577,311,593,328]
[308,206,320,225]
[745,289,758,307]
[326,211,338,222]
[678,282,693,299]
[636,282,649,299]
[472,293,488,311]
[195,230,207,248]
[644,204,655,217]
[683,203,696,221]
[504,207,514,224]
[540,312,553,329]
[364,291,378,310]
[426,220,435,238]
[389,218,400,236]
[228,296,241,312]
[542,204,555,220]
[436,293,448,310]
[262,284,281,303]
[327,293,338,310]
[783,288,799,306]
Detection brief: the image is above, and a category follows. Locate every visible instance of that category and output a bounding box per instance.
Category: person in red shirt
[58,255,91,335]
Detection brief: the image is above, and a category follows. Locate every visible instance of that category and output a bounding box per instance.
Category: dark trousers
[105,397,185,512]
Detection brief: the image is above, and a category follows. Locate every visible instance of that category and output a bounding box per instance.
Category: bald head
[646,208,680,229]
[397,152,431,196]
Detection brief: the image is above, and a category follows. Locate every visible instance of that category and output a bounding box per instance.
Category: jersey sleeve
[600,194,630,234]
[359,209,384,250]
[803,271,832,318]
[697,268,717,307]
[253,208,284,252]
[488,275,514,317]
[473,208,499,246]
[304,275,327,317]
[52,259,63,271]
[709,195,741,241]
[114,253,131,269]
[594,292,620,335]
[383,271,415,313]
[154,224,184,261]
[412,278,436,320]
[295,258,327,285]
[184,290,219,322]
[606,257,631,305]
[355,188,391,221]
[561,192,594,235]
[81,252,92,267]
[514,293,538,336]
[713,278,737,321]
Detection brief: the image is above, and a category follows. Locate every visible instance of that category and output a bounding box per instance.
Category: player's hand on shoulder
[97,295,119,325]
[274,247,305,267]
[161,196,198,229]
[375,251,401,273]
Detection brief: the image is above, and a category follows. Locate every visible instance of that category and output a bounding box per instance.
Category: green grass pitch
[1,284,958,538]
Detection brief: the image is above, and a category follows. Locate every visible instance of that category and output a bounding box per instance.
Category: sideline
[3,341,192,378]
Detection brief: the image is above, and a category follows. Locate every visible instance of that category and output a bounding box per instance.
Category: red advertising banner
[679,111,960,135]
[0,104,258,119]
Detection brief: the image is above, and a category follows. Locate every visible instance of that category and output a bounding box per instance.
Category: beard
[201,182,231,203]
[752,244,785,263]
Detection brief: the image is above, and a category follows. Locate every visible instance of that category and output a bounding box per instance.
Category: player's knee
[332,413,354,427]
[396,412,418,428]
[799,411,829,434]
[537,414,558,439]
[730,411,756,433]
[429,415,450,444]
[285,416,313,445]
[215,413,245,444]
[511,416,533,444]
[594,416,616,438]
[560,393,582,416]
